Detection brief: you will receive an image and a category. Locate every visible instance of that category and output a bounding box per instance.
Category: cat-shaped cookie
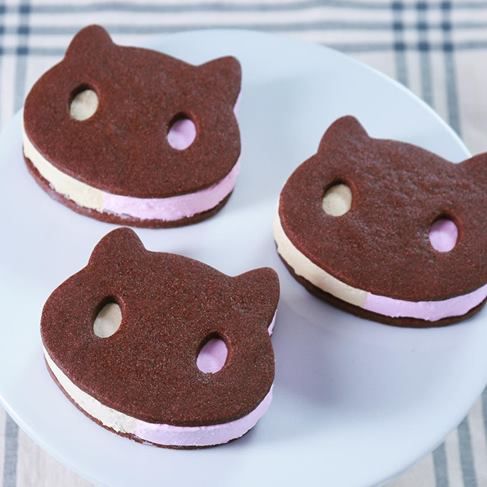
[24,25,241,227]
[42,228,279,447]
[275,116,486,327]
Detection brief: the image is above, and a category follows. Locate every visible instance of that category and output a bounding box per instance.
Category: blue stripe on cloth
[441,0,461,135]
[2,416,18,487]
[1,40,487,58]
[13,0,30,111]
[0,22,408,35]
[2,20,487,36]
[458,416,478,487]
[416,1,433,106]
[1,0,487,14]
[0,1,424,14]
[433,443,450,487]
[391,0,408,86]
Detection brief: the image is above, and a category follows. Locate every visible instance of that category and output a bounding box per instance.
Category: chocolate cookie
[23,25,242,227]
[42,228,279,447]
[275,116,486,327]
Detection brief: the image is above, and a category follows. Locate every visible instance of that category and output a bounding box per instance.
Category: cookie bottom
[25,156,232,228]
[280,256,486,328]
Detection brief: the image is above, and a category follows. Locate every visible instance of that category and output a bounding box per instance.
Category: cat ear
[461,153,487,179]
[198,56,241,106]
[232,268,280,328]
[89,228,144,266]
[318,116,369,153]
[66,25,113,58]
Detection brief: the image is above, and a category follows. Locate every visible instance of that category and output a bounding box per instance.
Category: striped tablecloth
[1,1,486,486]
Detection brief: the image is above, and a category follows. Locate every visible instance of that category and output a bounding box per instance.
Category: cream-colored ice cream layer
[273,214,367,307]
[23,131,104,210]
[70,89,99,121]
[45,349,138,434]
[322,183,352,217]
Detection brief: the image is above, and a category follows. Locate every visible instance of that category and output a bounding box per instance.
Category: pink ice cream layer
[429,218,458,253]
[364,283,487,321]
[135,388,273,447]
[102,160,240,221]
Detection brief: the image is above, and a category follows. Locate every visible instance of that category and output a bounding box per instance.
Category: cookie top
[279,116,487,301]
[41,228,279,426]
[24,25,241,198]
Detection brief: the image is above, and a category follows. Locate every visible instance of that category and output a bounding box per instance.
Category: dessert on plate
[23,25,242,227]
[41,228,279,447]
[275,115,487,327]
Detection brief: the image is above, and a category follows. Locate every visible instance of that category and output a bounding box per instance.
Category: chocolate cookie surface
[42,228,279,431]
[24,25,241,197]
[276,116,486,325]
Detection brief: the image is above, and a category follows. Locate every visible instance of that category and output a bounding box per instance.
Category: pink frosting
[134,388,272,447]
[167,118,197,151]
[102,160,240,221]
[196,314,275,375]
[429,218,458,252]
[197,338,228,374]
[365,283,487,321]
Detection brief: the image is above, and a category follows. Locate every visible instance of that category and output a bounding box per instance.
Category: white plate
[0,30,485,487]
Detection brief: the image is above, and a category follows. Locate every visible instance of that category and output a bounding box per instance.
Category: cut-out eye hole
[167,114,196,150]
[322,183,352,217]
[70,87,99,121]
[93,301,122,338]
[429,217,458,252]
[197,335,228,374]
